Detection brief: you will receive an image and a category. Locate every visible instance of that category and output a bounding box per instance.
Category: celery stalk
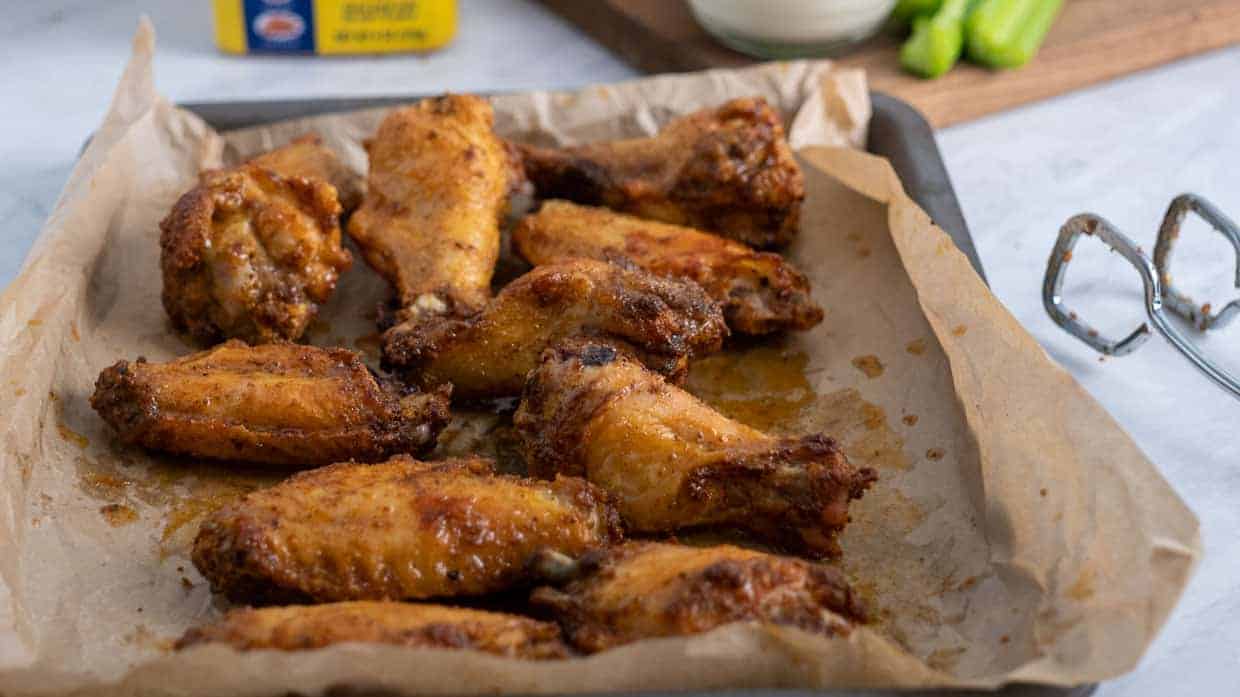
[899,0,973,78]
[966,0,1064,69]
[892,0,944,24]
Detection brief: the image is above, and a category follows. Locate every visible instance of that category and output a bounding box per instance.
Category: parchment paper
[0,21,1200,696]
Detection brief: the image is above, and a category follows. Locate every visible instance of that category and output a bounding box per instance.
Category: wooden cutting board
[539,0,1240,128]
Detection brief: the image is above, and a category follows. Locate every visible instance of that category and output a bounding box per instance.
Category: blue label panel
[244,0,317,53]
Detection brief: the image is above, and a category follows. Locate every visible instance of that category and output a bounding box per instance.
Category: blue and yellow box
[213,0,457,55]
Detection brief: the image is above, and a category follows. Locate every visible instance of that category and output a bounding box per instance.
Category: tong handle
[1043,211,1240,399]
[1153,193,1240,331]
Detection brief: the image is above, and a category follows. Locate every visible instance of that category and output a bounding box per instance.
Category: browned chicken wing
[247,133,364,212]
[514,200,823,334]
[530,541,864,653]
[382,258,727,401]
[515,339,875,558]
[192,456,622,603]
[348,95,519,325]
[160,141,353,344]
[175,601,569,659]
[517,97,803,248]
[90,340,449,466]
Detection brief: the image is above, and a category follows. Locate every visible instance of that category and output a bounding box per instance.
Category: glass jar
[688,0,896,59]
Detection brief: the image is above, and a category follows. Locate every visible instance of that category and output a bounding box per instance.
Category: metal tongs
[1043,193,1240,399]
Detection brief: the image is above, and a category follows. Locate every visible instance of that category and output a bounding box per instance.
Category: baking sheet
[0,21,1199,696]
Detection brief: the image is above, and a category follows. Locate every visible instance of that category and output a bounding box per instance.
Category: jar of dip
[688,0,896,59]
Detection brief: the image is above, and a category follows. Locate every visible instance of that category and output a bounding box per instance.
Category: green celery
[966,0,1064,69]
[892,0,944,24]
[899,0,973,78]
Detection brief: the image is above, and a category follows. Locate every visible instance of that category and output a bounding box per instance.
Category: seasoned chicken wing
[348,95,518,324]
[517,97,804,248]
[192,456,622,603]
[160,141,354,345]
[382,258,727,400]
[175,601,569,659]
[515,339,875,558]
[514,201,823,334]
[90,341,449,466]
[247,133,363,212]
[531,541,864,653]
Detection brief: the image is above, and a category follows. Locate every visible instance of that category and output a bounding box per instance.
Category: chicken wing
[382,258,727,401]
[90,341,449,466]
[175,601,569,659]
[514,339,875,558]
[530,541,864,653]
[160,156,352,344]
[192,456,622,603]
[516,97,803,248]
[247,133,363,212]
[348,95,518,324]
[513,200,823,334]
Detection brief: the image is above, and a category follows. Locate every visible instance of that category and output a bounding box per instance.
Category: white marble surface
[3,1,1238,694]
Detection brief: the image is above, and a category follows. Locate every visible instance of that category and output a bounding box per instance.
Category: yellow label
[213,0,248,54]
[211,0,456,55]
[314,0,457,54]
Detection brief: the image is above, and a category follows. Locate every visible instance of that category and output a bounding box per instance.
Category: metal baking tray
[172,92,1092,697]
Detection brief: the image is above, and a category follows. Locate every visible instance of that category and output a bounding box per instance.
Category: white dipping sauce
[688,0,896,46]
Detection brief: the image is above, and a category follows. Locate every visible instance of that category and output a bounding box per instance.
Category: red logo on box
[253,10,305,43]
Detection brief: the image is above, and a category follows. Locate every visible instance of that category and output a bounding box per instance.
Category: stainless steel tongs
[1043,193,1240,399]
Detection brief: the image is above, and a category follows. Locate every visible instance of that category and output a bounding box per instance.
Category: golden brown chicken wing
[530,541,864,653]
[90,341,449,466]
[160,156,352,344]
[517,97,804,248]
[382,258,727,401]
[247,133,363,212]
[513,200,823,334]
[192,456,622,603]
[515,339,875,558]
[175,601,569,659]
[348,95,519,324]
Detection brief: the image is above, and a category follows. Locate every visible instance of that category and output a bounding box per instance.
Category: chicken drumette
[515,339,875,558]
[382,258,727,401]
[176,601,569,659]
[160,138,354,344]
[514,200,823,335]
[192,456,622,603]
[90,341,449,467]
[516,97,804,248]
[531,541,865,653]
[348,95,519,326]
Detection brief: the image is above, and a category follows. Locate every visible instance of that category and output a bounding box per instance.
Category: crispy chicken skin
[247,134,363,212]
[348,95,518,324]
[530,541,864,653]
[90,341,449,466]
[192,456,622,603]
[517,97,804,248]
[175,601,569,659]
[515,339,875,558]
[160,159,352,345]
[382,258,727,401]
[514,201,823,334]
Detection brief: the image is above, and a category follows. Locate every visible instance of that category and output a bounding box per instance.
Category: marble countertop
[3,1,1238,694]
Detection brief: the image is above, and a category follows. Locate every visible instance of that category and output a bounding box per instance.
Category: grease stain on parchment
[685,345,815,432]
[99,503,138,527]
[851,354,885,379]
[57,422,89,449]
[74,453,276,557]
